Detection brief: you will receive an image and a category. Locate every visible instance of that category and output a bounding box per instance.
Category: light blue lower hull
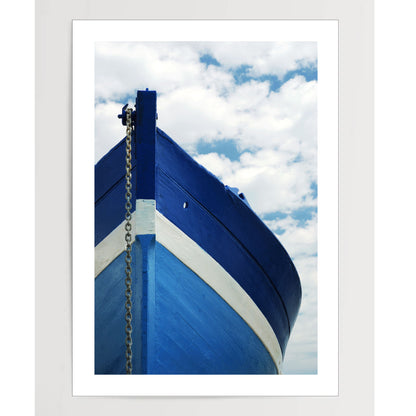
[95,239,277,374]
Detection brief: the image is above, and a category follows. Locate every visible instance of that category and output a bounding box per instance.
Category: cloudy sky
[95,42,317,374]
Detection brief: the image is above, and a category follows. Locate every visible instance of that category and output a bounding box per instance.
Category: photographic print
[94,41,315,376]
[73,20,338,395]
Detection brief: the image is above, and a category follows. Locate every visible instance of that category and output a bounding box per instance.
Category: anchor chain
[124,108,133,374]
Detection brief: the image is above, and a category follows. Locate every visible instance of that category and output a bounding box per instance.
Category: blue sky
[95,42,317,374]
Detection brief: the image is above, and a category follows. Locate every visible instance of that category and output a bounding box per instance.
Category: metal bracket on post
[118,103,137,126]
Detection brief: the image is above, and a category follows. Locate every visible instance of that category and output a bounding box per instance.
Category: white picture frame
[35,0,373,414]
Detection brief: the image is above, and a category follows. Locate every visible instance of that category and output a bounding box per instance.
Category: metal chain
[124,108,133,374]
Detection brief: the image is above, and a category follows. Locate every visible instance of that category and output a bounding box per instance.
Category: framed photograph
[36,0,373,414]
[73,20,338,396]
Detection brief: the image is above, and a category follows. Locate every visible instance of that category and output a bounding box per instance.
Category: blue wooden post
[135,234,156,373]
[135,89,157,200]
[132,90,157,374]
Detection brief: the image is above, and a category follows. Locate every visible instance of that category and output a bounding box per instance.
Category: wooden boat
[94,89,301,374]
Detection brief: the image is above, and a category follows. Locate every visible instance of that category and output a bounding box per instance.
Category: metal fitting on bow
[118,104,136,126]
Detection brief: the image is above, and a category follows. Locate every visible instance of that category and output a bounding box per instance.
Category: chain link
[124,108,133,374]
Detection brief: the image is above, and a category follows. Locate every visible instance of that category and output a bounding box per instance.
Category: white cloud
[204,42,317,79]
[95,42,235,101]
[157,86,232,148]
[195,149,316,215]
[95,43,317,164]
[283,263,317,374]
[280,252,317,373]
[266,214,317,258]
[283,304,317,374]
[158,75,317,158]
[95,100,126,162]
[266,214,318,374]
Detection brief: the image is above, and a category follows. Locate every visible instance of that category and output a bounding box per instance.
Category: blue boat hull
[94,90,301,374]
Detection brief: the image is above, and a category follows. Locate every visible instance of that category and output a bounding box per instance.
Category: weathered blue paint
[95,136,136,203]
[95,246,138,374]
[95,241,277,374]
[151,242,277,374]
[95,139,137,246]
[94,89,302,373]
[135,234,156,374]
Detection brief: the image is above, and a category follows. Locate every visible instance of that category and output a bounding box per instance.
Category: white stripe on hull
[95,199,283,372]
[136,199,156,234]
[95,219,130,277]
[94,199,155,277]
